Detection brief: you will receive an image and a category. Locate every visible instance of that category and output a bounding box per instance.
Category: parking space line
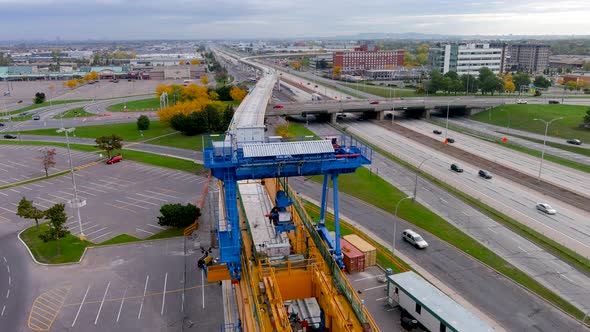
[91,232,113,242]
[71,285,91,327]
[136,228,155,235]
[9,189,20,193]
[124,196,160,206]
[27,286,70,331]
[161,273,167,315]
[94,282,110,325]
[0,192,8,196]
[116,288,127,322]
[363,285,386,291]
[47,194,69,201]
[58,190,75,197]
[79,185,107,193]
[20,186,34,191]
[85,227,109,237]
[147,224,166,230]
[0,207,16,214]
[145,190,178,199]
[138,275,150,319]
[36,197,57,205]
[135,193,167,202]
[108,203,138,213]
[76,189,97,197]
[115,200,149,210]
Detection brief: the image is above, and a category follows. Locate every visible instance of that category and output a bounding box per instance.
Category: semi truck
[311,93,322,101]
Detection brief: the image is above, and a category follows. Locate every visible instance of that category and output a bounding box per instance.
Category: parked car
[32,115,40,120]
[346,96,352,99]
[433,129,442,135]
[516,99,528,104]
[106,155,123,164]
[3,134,17,139]
[536,203,556,215]
[272,105,284,109]
[3,91,10,96]
[450,163,464,173]
[566,139,582,145]
[446,138,455,143]
[478,170,492,179]
[0,123,4,127]
[369,101,380,104]
[548,100,560,104]
[402,229,428,249]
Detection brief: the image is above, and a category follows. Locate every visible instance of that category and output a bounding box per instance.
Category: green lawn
[503,132,590,158]
[309,166,585,320]
[18,121,175,142]
[146,133,204,151]
[114,149,205,174]
[284,122,319,138]
[19,222,93,264]
[0,140,100,152]
[471,104,590,143]
[54,107,95,119]
[146,228,185,240]
[98,234,141,246]
[106,98,160,112]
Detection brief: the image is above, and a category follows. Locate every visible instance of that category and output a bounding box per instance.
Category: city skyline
[0,0,589,40]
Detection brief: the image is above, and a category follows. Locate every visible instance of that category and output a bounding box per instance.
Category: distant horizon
[1,0,589,40]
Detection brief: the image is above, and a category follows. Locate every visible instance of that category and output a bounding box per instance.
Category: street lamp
[533,117,562,181]
[413,157,432,202]
[393,196,413,257]
[56,127,86,240]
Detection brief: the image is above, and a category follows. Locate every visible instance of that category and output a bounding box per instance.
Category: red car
[273,105,284,109]
[106,155,123,164]
[369,101,380,104]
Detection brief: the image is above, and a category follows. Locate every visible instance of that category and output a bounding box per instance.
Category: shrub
[157,203,201,228]
[137,115,150,130]
[34,92,46,104]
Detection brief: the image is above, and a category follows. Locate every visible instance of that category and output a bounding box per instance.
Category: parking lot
[26,238,224,332]
[346,265,402,332]
[0,153,207,242]
[0,145,100,185]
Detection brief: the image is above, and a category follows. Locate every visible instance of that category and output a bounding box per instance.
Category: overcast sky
[0,0,588,40]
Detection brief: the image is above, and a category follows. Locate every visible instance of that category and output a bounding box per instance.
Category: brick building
[333,44,404,75]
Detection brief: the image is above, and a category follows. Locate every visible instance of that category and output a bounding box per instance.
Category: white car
[517,99,528,104]
[536,203,556,215]
[402,229,428,249]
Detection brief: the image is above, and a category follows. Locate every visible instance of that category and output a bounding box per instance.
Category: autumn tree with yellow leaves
[230,87,247,102]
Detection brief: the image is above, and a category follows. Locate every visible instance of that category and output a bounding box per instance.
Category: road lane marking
[161,273,167,315]
[138,275,150,319]
[71,285,91,327]
[6,289,9,298]
[116,288,127,322]
[363,285,386,291]
[94,282,110,325]
[1,305,5,317]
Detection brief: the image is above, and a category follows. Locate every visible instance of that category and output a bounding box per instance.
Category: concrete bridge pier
[330,113,337,124]
[377,110,385,121]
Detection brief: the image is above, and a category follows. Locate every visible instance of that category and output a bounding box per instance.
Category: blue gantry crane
[203,134,372,280]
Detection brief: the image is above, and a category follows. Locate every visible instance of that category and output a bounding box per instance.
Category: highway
[342,119,590,258]
[306,122,590,313]
[396,119,590,198]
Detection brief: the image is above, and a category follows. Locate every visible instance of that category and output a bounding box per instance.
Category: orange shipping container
[341,238,365,273]
[343,234,377,267]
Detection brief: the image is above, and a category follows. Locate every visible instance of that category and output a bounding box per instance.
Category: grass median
[20,224,188,264]
[106,98,160,112]
[53,107,95,119]
[6,99,88,116]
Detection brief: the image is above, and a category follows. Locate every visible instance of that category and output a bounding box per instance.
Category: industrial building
[429,43,504,75]
[333,43,405,75]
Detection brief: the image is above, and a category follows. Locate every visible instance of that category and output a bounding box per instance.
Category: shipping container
[343,234,377,267]
[341,238,365,273]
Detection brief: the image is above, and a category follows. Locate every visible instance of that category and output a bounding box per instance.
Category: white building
[430,43,505,76]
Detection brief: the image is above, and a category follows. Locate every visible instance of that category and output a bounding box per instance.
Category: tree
[461,74,479,93]
[583,109,590,126]
[504,81,516,94]
[39,148,56,177]
[190,59,201,65]
[292,61,302,70]
[34,92,46,104]
[565,81,578,91]
[39,203,70,256]
[157,203,201,228]
[512,73,531,92]
[584,62,590,72]
[533,76,552,89]
[230,87,247,102]
[16,197,45,232]
[426,70,444,93]
[200,76,209,85]
[450,79,463,95]
[332,66,342,76]
[95,134,123,158]
[156,84,171,97]
[83,71,99,82]
[223,105,234,128]
[137,115,150,130]
[179,60,186,65]
[66,79,78,90]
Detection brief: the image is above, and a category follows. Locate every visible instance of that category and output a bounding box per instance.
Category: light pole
[413,157,432,202]
[56,127,86,240]
[393,196,413,257]
[533,117,563,181]
[445,101,450,138]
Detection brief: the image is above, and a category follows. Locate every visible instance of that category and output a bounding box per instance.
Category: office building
[505,44,551,73]
[429,43,504,75]
[333,44,404,74]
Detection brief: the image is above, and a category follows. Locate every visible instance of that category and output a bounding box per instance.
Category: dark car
[33,115,41,120]
[478,170,492,179]
[433,129,442,135]
[446,138,455,143]
[0,123,4,127]
[548,100,560,104]
[566,139,582,145]
[369,101,380,104]
[451,163,464,173]
[106,155,123,164]
[3,134,17,139]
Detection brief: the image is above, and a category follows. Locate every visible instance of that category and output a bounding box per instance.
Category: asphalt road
[290,177,581,331]
[397,119,590,198]
[306,122,590,315]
